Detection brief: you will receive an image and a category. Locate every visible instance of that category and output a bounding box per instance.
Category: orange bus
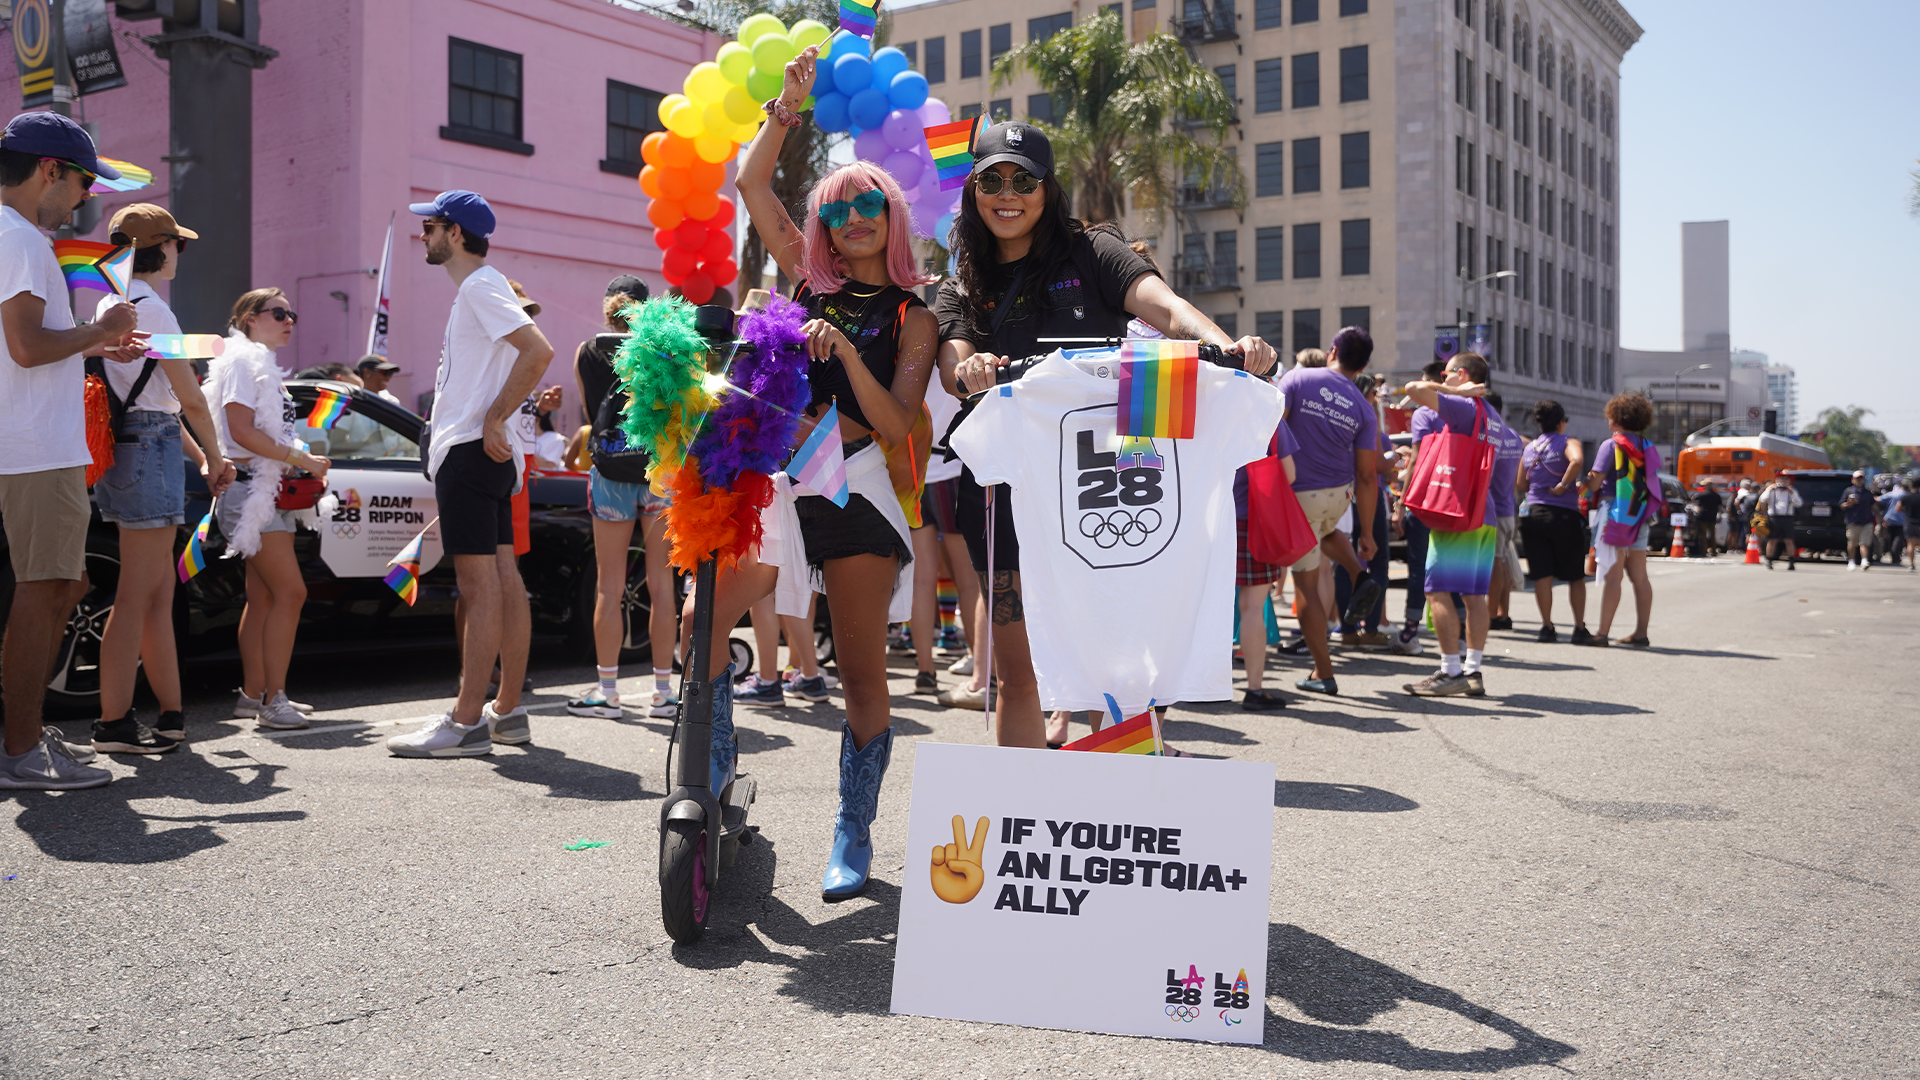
[1676,434,1831,491]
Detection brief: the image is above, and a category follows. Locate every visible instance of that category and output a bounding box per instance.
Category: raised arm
[736,45,820,287]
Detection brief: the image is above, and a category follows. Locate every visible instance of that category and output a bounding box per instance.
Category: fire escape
[1171,0,1239,302]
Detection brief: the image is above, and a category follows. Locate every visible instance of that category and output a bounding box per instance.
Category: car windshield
[294,385,420,464]
[1791,475,1851,508]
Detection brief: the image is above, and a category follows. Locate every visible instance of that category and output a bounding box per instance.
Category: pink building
[10,0,726,413]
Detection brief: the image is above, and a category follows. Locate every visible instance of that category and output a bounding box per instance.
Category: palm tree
[992,8,1241,225]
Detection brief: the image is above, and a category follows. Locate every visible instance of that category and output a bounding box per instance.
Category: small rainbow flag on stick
[839,0,878,36]
[95,244,133,296]
[89,158,154,194]
[53,239,117,293]
[1116,341,1201,440]
[383,521,434,606]
[177,512,212,583]
[788,402,850,507]
[924,119,975,191]
[142,334,226,360]
[304,388,349,429]
[1062,695,1163,755]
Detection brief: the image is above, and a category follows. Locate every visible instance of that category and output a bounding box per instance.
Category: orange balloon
[659,133,697,169]
[658,166,692,201]
[641,131,669,167]
[683,188,719,221]
[689,159,726,192]
[647,198,685,230]
[639,165,663,199]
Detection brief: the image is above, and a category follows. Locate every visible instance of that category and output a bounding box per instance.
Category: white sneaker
[387,712,492,757]
[649,689,678,719]
[235,690,316,718]
[255,692,309,731]
[566,692,623,719]
[0,730,113,789]
[485,701,531,745]
[1389,626,1425,656]
[947,654,974,676]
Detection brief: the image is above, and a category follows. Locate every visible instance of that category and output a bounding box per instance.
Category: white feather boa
[209,334,317,559]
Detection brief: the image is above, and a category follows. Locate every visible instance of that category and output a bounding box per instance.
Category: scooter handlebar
[992,342,1240,386]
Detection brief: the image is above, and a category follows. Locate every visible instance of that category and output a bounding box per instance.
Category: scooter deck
[718,774,756,842]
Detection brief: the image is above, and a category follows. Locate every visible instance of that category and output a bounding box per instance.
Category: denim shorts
[94,410,187,529]
[589,466,669,522]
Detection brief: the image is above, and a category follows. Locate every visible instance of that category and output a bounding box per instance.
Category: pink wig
[802,161,936,295]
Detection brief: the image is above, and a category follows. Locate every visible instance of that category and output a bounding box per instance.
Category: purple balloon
[917,98,952,128]
[881,108,921,151]
[853,127,890,162]
[909,199,939,240]
[917,166,949,204]
[882,149,925,188]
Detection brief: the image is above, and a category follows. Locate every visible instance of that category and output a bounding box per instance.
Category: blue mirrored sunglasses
[819,189,888,230]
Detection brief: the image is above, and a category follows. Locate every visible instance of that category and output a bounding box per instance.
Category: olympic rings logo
[1165,1005,1200,1022]
[332,523,360,539]
[1080,508,1162,549]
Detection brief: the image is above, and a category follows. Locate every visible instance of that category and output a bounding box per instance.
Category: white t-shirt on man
[427,264,533,480]
[951,349,1283,714]
[95,278,181,414]
[0,205,88,474]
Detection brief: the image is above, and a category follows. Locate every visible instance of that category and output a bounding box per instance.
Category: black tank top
[795,281,925,433]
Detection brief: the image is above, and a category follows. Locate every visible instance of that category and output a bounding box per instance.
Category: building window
[900,41,917,67]
[1293,52,1319,107]
[1028,93,1054,123]
[1256,311,1286,346]
[1517,249,1530,300]
[1255,226,1285,280]
[1487,73,1498,124]
[1294,222,1322,279]
[1255,58,1284,113]
[1454,50,1465,106]
[1601,286,1614,329]
[990,23,1012,66]
[1519,96,1530,146]
[1582,277,1595,324]
[1293,308,1322,355]
[1255,0,1282,29]
[1563,267,1575,314]
[1539,184,1553,236]
[1029,12,1072,42]
[1292,137,1321,192]
[1518,20,1531,70]
[925,37,947,83]
[1466,56,1477,111]
[1601,222,1613,266]
[1519,173,1531,224]
[1255,141,1285,196]
[1539,259,1553,308]
[1516,326,1530,374]
[1454,136,1464,191]
[959,103,983,120]
[1583,345,1596,388]
[1466,141,1476,196]
[1292,0,1319,23]
[1563,198,1574,243]
[1540,114,1553,163]
[600,79,661,177]
[1338,46,1368,101]
[1215,312,1238,337]
[1493,319,1506,369]
[1214,230,1238,287]
[1215,64,1237,104]
[1563,339,1575,385]
[1466,225,1477,276]
[990,98,1012,122]
[1581,210,1594,256]
[1488,155,1503,209]
[1339,0,1366,13]
[1338,305,1370,331]
[1340,219,1369,275]
[1563,129,1575,173]
[1540,333,1553,379]
[445,38,532,154]
[960,30,981,78]
[1340,132,1369,189]
[1601,157,1614,202]
[1601,91,1615,138]
[1602,350,1613,390]
[1494,79,1504,128]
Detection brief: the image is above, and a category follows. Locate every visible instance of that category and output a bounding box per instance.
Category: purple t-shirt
[1279,367,1379,492]
[1522,432,1582,510]
[1488,413,1525,518]
[1411,396,1498,528]
[1233,415,1301,520]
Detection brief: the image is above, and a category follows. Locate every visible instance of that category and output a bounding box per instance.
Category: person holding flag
[91,203,236,753]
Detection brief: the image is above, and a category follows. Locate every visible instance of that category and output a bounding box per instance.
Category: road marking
[1802,610,1825,618]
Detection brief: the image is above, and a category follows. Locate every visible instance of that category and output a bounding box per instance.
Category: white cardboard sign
[891,743,1274,1044]
[318,472,442,580]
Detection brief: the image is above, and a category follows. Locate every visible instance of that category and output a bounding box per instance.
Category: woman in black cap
[938,120,1277,748]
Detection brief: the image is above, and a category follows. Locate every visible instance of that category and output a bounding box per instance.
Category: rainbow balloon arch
[641,17,965,302]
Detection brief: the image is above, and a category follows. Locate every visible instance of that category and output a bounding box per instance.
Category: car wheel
[47,535,130,712]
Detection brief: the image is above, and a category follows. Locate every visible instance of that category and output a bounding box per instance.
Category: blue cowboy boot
[709,664,736,797]
[821,723,894,899]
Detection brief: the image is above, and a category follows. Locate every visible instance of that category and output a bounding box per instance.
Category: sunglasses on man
[818,189,888,230]
[43,157,97,191]
[974,170,1040,196]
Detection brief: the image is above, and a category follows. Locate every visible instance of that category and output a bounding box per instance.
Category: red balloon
[662,246,698,281]
[673,220,709,251]
[701,258,738,287]
[683,189,719,221]
[706,195,736,229]
[679,270,715,305]
[653,227,676,251]
[689,159,726,192]
[698,229,733,263]
[646,199,684,230]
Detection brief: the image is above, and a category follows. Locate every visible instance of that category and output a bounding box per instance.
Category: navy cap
[1,112,120,181]
[971,121,1052,181]
[408,189,494,238]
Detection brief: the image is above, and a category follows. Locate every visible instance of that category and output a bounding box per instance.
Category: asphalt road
[4,555,1916,1079]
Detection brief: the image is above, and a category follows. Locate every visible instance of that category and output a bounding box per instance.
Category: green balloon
[745,69,782,103]
[737,13,783,46]
[790,19,830,51]
[750,33,796,74]
[717,42,754,85]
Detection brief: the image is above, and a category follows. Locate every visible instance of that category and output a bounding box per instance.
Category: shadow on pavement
[1494,694,1653,717]
[1265,923,1577,1068]
[487,744,648,801]
[1275,781,1418,812]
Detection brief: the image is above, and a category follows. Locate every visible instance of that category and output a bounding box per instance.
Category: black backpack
[590,386,651,483]
[83,355,162,443]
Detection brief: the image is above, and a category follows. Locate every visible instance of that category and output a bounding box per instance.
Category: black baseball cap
[971,121,1053,181]
[357,355,399,374]
[606,274,649,300]
[409,189,495,238]
[2,112,120,180]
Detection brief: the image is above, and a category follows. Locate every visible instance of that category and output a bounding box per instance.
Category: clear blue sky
[1617,0,1920,441]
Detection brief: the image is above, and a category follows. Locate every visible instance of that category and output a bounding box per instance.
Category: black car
[0,381,668,712]
[1780,469,1860,559]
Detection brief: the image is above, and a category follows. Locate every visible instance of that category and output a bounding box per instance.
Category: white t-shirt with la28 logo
[951,350,1283,714]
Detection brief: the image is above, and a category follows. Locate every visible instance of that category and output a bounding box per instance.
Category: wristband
[762,97,804,128]
[285,445,300,466]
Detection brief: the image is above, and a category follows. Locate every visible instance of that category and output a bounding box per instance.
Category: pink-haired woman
[722,42,937,900]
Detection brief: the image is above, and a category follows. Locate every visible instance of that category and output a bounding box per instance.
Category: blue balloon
[848,87,890,131]
[888,70,929,111]
[832,53,873,97]
[813,90,851,133]
[826,29,871,60]
[870,47,910,88]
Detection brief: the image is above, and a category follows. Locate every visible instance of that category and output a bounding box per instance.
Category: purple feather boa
[691,295,813,490]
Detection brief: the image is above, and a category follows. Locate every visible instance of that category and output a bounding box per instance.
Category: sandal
[1573,634,1611,647]
[1622,635,1651,648]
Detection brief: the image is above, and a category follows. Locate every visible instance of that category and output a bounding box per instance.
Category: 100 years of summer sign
[891,743,1275,1044]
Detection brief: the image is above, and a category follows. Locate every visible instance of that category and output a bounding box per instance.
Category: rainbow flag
[788,402,849,507]
[936,576,958,636]
[90,158,154,194]
[383,526,427,606]
[925,119,975,191]
[176,512,212,582]
[96,244,133,296]
[304,388,349,429]
[839,0,877,36]
[1061,709,1161,755]
[53,239,117,293]
[1116,341,1200,439]
[143,334,226,360]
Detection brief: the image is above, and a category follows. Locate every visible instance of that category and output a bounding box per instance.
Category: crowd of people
[1664,467,1920,573]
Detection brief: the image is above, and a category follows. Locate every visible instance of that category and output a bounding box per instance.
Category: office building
[888,0,1642,439]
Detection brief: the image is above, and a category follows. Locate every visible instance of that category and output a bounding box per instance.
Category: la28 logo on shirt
[1056,404,1180,569]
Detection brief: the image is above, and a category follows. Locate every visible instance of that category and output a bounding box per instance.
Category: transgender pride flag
[788,403,849,507]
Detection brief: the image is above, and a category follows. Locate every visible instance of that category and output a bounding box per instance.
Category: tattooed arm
[980,568,1025,626]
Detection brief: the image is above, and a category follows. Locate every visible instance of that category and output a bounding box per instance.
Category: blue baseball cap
[1,112,120,181]
[409,189,494,238]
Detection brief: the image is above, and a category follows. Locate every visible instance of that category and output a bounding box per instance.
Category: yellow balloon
[721,86,759,125]
[702,101,731,133]
[694,133,734,164]
[666,99,703,138]
[732,118,763,144]
[657,92,689,128]
[790,19,830,51]
[717,42,754,85]
[686,62,730,105]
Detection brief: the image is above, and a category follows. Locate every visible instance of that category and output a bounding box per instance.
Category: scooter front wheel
[660,819,710,943]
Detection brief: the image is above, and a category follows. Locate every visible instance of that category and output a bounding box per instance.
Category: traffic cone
[1669,528,1687,559]
[1743,531,1762,565]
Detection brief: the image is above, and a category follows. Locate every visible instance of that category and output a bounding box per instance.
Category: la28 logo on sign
[1057,405,1179,569]
[1163,965,1252,1025]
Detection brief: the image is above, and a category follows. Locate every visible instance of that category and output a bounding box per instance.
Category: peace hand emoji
[930,815,989,905]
